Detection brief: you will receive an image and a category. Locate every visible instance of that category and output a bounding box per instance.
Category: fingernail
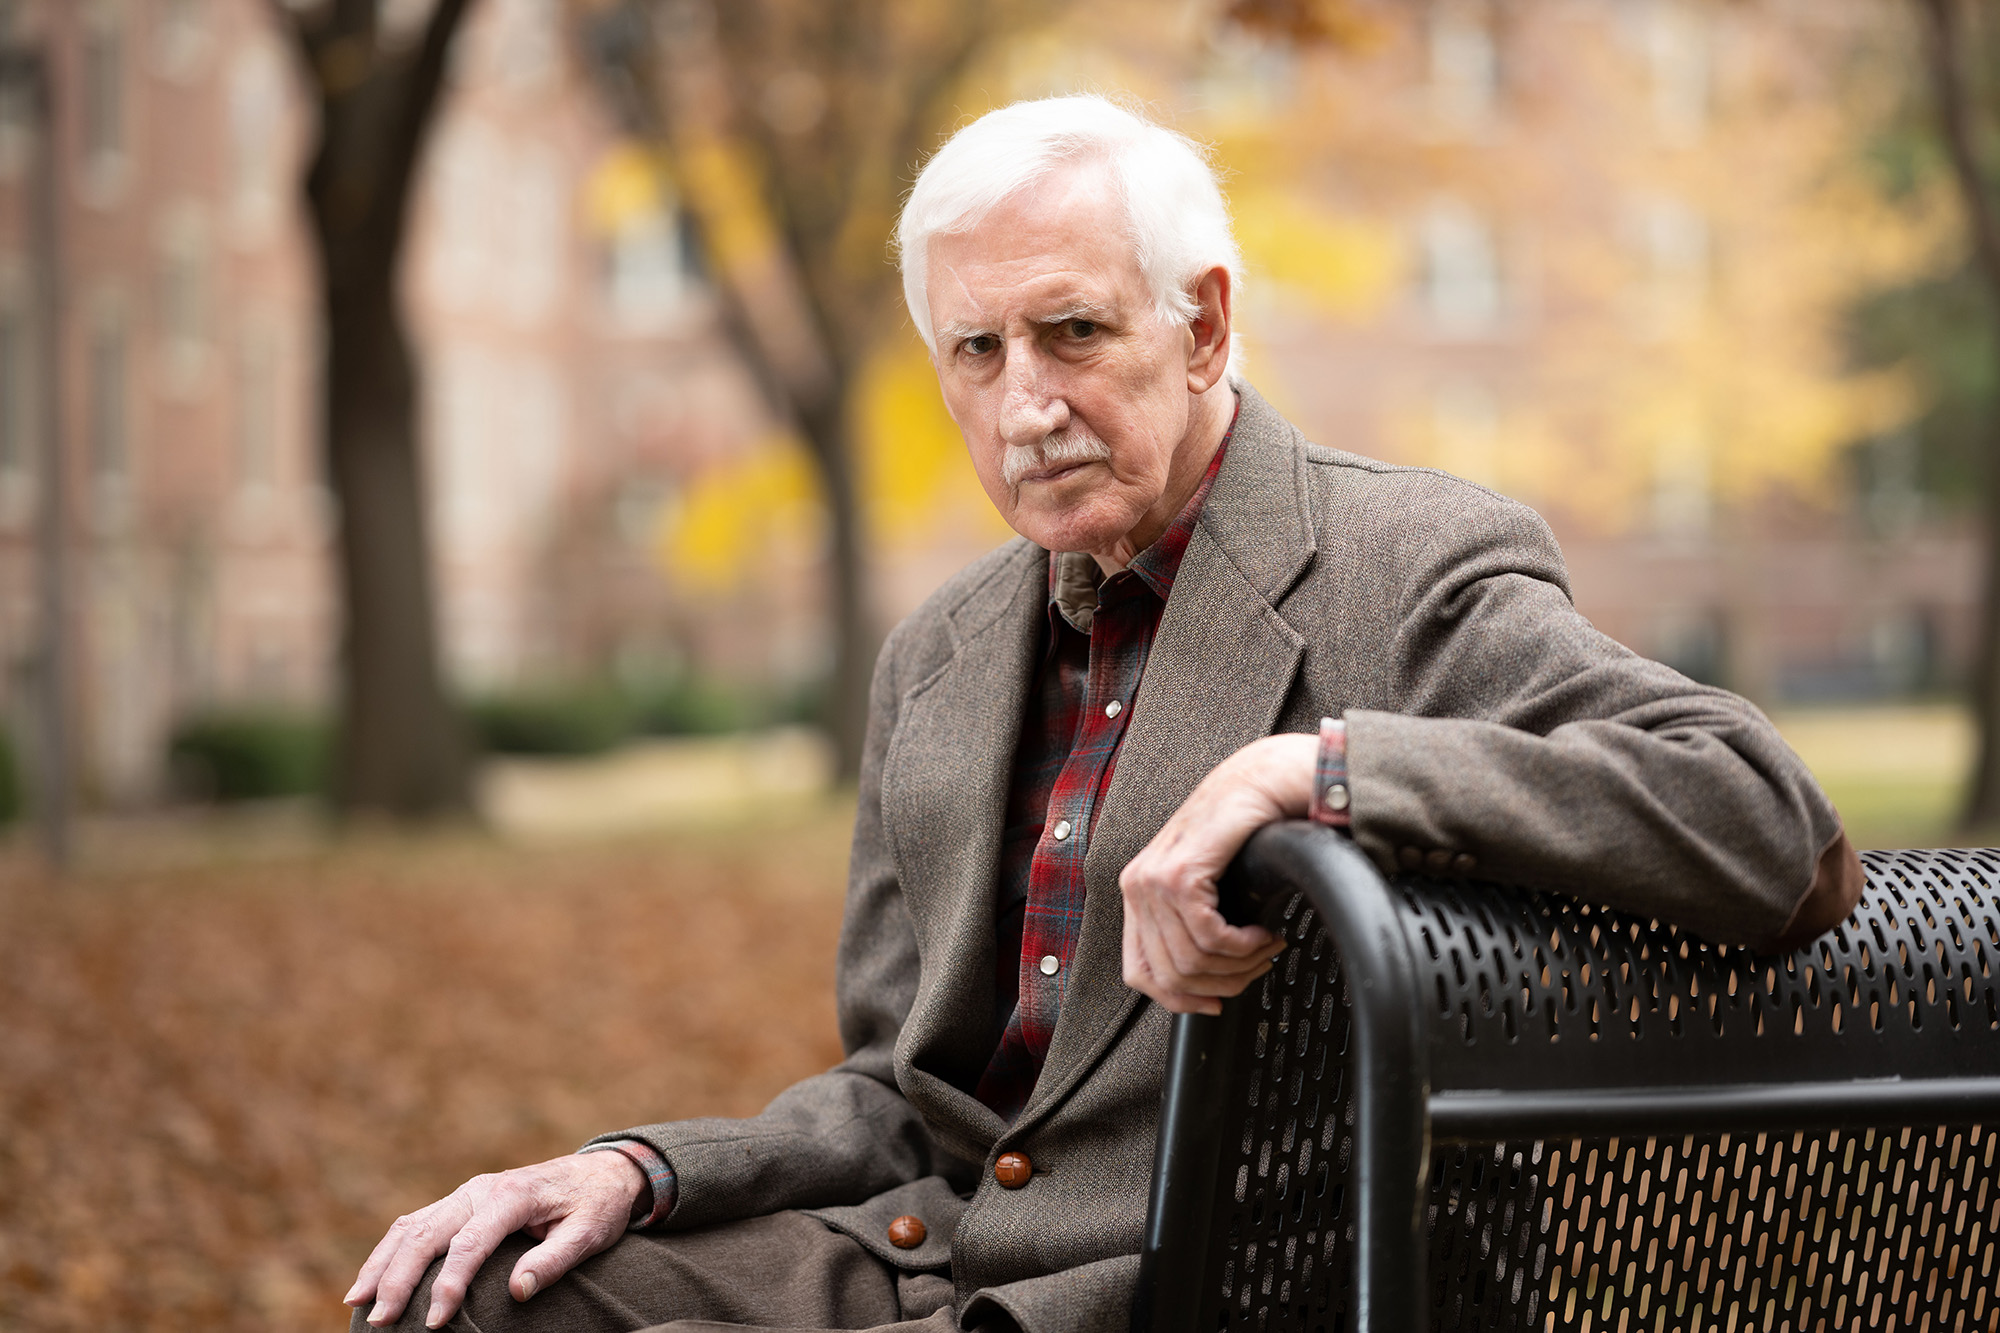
[344,1287,363,1306]
[426,1306,445,1329]
[519,1271,538,1300]
[367,1302,389,1326]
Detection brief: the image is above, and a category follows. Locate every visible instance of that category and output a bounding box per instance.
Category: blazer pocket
[799,1174,966,1272]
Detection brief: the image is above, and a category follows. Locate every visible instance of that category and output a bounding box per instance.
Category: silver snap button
[1039,954,1061,976]
[1052,820,1072,841]
[1323,782,1350,811]
[1104,700,1122,718]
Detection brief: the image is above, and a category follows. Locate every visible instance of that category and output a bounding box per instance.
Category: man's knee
[350,1232,535,1333]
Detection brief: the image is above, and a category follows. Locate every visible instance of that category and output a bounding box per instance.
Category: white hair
[895,95,1242,380]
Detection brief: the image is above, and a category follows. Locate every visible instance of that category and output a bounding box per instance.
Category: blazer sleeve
[582,623,971,1228]
[1340,492,1848,950]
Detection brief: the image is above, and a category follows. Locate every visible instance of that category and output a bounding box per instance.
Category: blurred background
[0,0,1994,1327]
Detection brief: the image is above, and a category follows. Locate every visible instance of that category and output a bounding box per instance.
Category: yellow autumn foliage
[583,143,671,236]
[854,336,1011,550]
[656,435,824,595]
[1232,188,1405,321]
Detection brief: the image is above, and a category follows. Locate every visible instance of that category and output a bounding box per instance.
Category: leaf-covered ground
[0,806,854,1332]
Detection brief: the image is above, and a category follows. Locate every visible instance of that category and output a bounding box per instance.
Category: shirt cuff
[1307,716,1352,830]
[579,1140,676,1229]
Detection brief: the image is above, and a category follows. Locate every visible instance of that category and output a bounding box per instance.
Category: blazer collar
[885,540,1044,1157]
[1006,380,1320,1135]
[887,382,1320,1153]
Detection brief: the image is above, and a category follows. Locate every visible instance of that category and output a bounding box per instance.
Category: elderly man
[347,95,1858,1333]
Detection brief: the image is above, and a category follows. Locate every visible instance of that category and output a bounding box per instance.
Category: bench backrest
[1135,828,2000,1333]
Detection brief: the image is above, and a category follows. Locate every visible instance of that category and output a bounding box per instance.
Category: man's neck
[1087,386,1234,576]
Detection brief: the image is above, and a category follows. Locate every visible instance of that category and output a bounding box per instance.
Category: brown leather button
[1424,848,1452,875]
[887,1215,926,1248]
[1398,845,1424,870]
[1451,852,1477,876]
[994,1151,1033,1188]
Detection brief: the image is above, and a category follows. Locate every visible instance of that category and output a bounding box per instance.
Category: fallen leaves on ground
[0,807,854,1331]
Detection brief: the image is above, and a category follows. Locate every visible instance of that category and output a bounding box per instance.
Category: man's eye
[963,335,998,356]
[1066,320,1098,339]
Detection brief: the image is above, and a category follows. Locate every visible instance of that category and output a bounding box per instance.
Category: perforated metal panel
[1426,1127,1999,1333]
[1402,849,2000,1092]
[1208,892,1358,1330]
[1188,849,2000,1333]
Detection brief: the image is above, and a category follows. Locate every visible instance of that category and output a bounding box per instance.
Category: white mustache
[1001,429,1113,488]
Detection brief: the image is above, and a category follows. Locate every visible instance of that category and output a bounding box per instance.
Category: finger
[1158,954,1280,1013]
[347,1213,418,1307]
[509,1209,627,1304]
[1141,904,1199,1005]
[1171,955,1281,998]
[350,1198,460,1317]
[422,1180,549,1329]
[1156,897,1246,981]
[366,1198,474,1328]
[421,1221,512,1327]
[1178,908,1279,963]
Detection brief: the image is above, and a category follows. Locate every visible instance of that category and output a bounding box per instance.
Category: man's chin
[1006,502,1138,557]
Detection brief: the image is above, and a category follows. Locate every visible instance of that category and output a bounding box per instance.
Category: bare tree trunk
[287,0,477,818]
[796,394,872,775]
[1915,0,2000,831]
[581,0,1011,779]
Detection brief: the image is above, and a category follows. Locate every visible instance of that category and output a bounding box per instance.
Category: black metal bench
[1133,824,2000,1333]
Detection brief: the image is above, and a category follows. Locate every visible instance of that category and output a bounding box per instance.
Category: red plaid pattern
[974,429,1233,1120]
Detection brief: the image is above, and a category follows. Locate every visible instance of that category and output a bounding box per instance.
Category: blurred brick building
[0,0,1976,806]
[0,0,785,803]
[1230,0,1975,704]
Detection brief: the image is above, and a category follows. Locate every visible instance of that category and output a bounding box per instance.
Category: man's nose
[998,347,1069,446]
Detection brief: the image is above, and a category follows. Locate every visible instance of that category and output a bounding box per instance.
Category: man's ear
[1185,265,1233,394]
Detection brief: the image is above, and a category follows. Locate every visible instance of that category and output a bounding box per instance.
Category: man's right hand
[345,1150,647,1329]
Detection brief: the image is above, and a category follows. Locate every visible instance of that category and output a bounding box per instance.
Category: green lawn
[1770,704,1974,849]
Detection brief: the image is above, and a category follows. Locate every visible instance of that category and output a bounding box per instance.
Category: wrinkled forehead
[923,167,1146,325]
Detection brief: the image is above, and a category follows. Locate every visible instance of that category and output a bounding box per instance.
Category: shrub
[466,677,819,756]
[628,678,763,736]
[168,710,329,802]
[466,687,635,756]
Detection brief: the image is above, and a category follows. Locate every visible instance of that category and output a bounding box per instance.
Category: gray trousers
[353,1211,961,1333]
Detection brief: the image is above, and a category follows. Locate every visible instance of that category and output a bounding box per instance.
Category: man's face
[925,166,1210,559]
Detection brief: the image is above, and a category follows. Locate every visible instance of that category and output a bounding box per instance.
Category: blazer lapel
[1011,385,1320,1133]
[880,540,1045,1156]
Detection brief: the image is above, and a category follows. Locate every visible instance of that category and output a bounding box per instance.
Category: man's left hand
[1119,732,1318,1014]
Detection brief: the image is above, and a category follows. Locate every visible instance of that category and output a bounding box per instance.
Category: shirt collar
[1047,399,1238,633]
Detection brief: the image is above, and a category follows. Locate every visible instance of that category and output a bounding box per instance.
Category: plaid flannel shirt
[599,419,1237,1220]
[973,429,1233,1121]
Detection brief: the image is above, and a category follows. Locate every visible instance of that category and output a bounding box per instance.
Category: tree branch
[1917,0,2000,306]
[377,0,476,202]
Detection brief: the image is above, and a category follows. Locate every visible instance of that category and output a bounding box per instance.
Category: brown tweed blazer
[590,384,1841,1332]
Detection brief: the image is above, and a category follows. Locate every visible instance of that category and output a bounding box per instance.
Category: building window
[156,0,211,81]
[158,210,210,392]
[236,327,279,493]
[586,145,692,333]
[1426,2,1498,138]
[0,58,27,183]
[1643,1,1710,145]
[0,295,26,478]
[82,7,126,178]
[1651,429,1710,537]
[1628,196,1709,339]
[0,287,31,526]
[88,316,128,493]
[1418,201,1501,338]
[229,44,286,235]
